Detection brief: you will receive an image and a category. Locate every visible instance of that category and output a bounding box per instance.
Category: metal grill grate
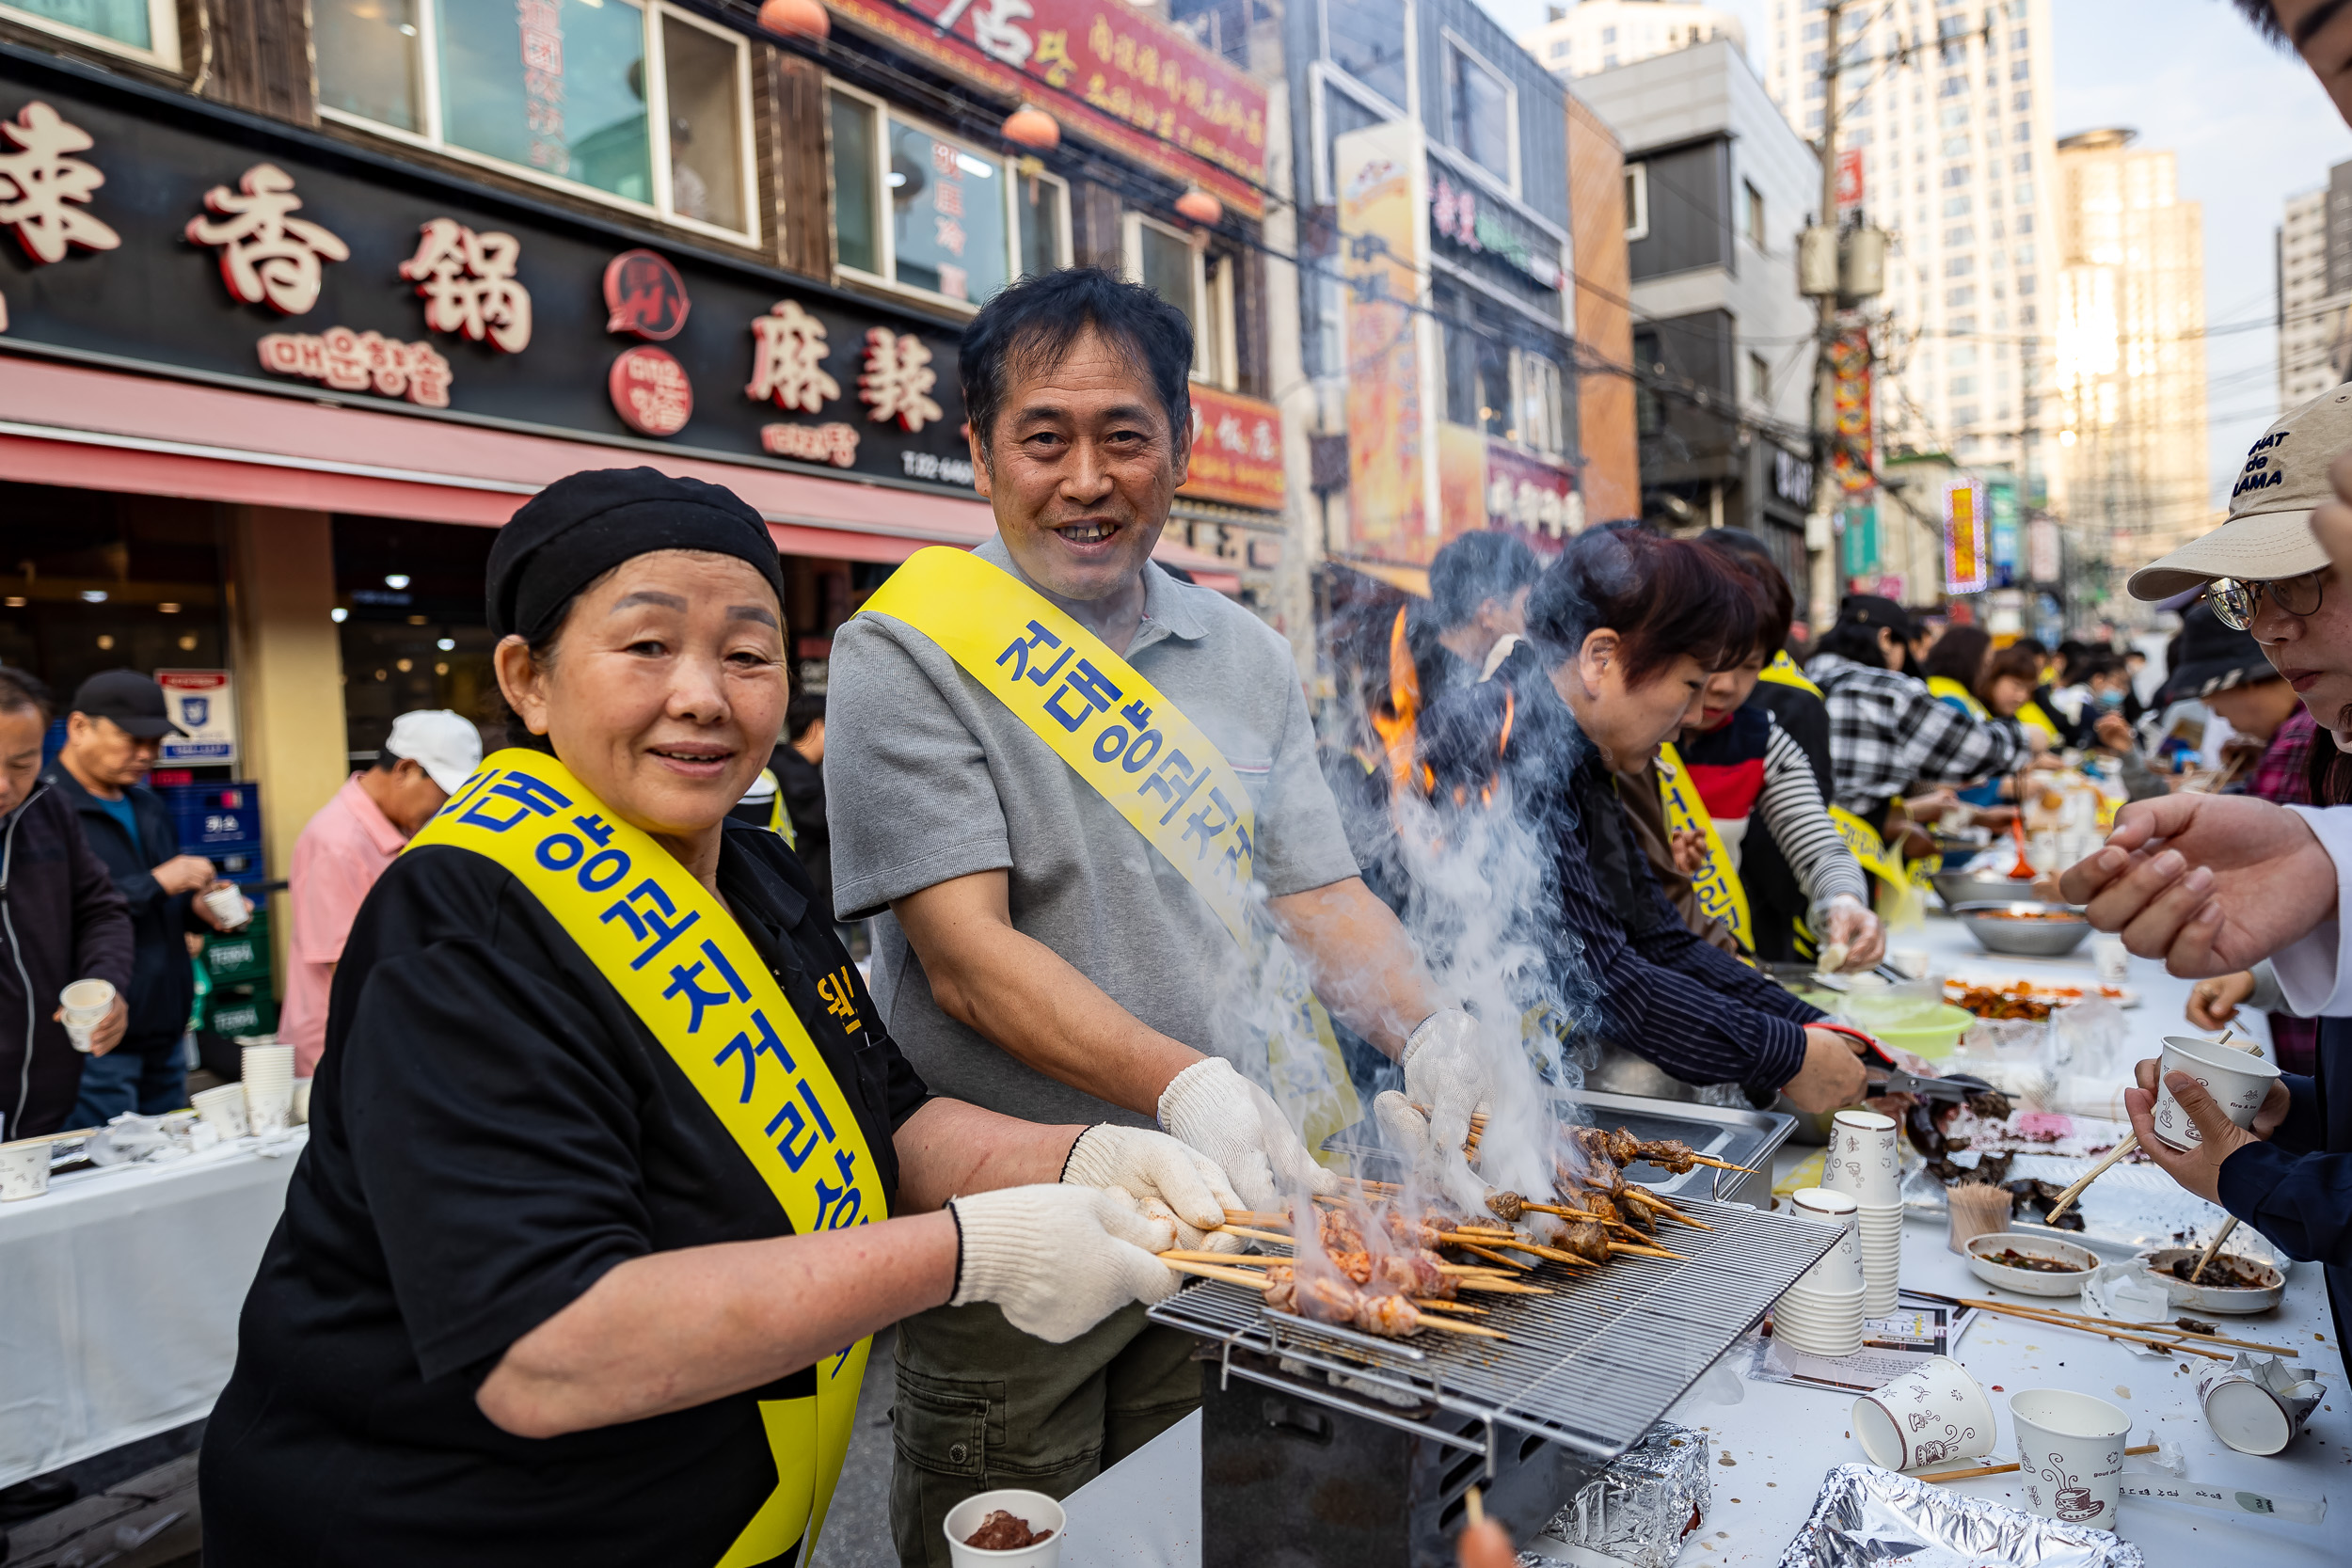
[1148,1198,1839,1462]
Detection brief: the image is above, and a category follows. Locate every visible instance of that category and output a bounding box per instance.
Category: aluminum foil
[1776,1464,2146,1568]
[1527,1421,1709,1568]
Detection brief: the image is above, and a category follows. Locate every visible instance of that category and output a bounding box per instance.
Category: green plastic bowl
[1864,1003,1977,1063]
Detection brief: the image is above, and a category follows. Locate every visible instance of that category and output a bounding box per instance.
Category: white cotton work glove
[1400,1008,1492,1162]
[946,1184,1179,1343]
[1156,1056,1340,1212]
[1063,1124,1248,1253]
[1813,893,1885,974]
[1373,1090,1492,1216]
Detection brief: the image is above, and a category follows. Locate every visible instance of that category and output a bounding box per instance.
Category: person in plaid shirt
[1804,595,2037,834]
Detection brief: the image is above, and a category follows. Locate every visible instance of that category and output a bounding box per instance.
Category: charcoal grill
[1150,1197,1840,1568]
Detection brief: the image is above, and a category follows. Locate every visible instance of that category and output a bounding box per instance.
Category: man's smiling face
[970,325,1188,603]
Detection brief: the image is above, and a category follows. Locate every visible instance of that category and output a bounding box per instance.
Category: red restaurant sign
[1180,384,1283,511]
[826,0,1266,217]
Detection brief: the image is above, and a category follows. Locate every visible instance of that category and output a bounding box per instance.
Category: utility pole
[1804,1,1847,629]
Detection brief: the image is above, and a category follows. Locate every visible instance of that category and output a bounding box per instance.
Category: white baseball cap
[385,710,484,794]
[2127,385,2349,600]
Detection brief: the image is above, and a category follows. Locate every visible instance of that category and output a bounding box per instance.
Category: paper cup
[1788,1188,1865,1293]
[58,977,115,1053]
[2148,1036,2283,1151]
[1853,1355,1998,1471]
[945,1488,1066,1568]
[1774,1289,1867,1357]
[200,883,252,930]
[2197,1361,2325,1456]
[291,1077,312,1125]
[191,1083,249,1138]
[2091,935,2129,982]
[1947,1184,2015,1254]
[2010,1389,2131,1532]
[1825,1111,1902,1207]
[0,1140,50,1201]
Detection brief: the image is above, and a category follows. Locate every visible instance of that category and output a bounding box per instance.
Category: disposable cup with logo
[192,1083,250,1139]
[2010,1388,2132,1532]
[241,1043,296,1132]
[58,977,116,1053]
[2196,1356,2326,1457]
[291,1077,313,1125]
[1774,1287,1867,1358]
[1788,1189,1865,1294]
[944,1487,1066,1568]
[0,1140,50,1201]
[2148,1035,2282,1151]
[200,883,253,931]
[1852,1355,1997,1471]
[1824,1111,1902,1207]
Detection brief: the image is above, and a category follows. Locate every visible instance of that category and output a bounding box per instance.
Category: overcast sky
[1477,0,2352,512]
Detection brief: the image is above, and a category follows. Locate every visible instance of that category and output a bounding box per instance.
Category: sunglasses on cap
[2206,571,2326,631]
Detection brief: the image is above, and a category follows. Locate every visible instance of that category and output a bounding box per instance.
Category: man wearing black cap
[48,671,242,1125]
[1805,594,2037,838]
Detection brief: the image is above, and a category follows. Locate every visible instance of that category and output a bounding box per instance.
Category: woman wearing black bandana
[199,469,1242,1567]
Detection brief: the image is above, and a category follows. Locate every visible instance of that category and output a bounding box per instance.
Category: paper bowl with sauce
[1965,1232,2099,1296]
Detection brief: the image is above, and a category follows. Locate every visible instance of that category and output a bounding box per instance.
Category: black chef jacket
[199,820,929,1567]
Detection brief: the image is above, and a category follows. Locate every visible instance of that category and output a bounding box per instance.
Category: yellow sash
[2017,699,2062,748]
[410,751,882,1568]
[758,768,800,849]
[1654,743,1750,952]
[1927,675,1988,719]
[1757,651,1821,699]
[860,547,1362,1158]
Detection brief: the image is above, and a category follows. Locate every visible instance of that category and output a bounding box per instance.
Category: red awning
[0,355,1241,588]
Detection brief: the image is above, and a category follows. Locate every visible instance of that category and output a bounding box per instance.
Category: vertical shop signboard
[2026,515,2061,582]
[1987,479,2020,588]
[156,670,236,766]
[1336,120,1442,560]
[1839,505,1881,583]
[1945,481,1989,594]
[1828,332,1874,493]
[1179,384,1285,510]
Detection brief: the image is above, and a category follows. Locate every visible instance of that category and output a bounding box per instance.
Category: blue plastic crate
[158,783,262,848]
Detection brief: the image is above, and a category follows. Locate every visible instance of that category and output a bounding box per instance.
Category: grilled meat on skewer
[1327,1248,1458,1299]
[1552,1220,1611,1264]
[1263,1266,1423,1337]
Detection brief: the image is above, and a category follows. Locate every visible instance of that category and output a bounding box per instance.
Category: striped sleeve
[1755,719,1870,915]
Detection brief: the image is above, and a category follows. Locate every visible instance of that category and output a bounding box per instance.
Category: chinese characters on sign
[517,0,569,174]
[186,164,349,315]
[1428,173,1562,291]
[760,422,861,467]
[827,0,1266,215]
[1179,384,1283,512]
[1482,439,1577,544]
[859,327,942,432]
[746,300,839,413]
[258,326,452,405]
[0,101,119,265]
[610,345,693,436]
[401,218,532,352]
[604,248,690,340]
[1945,482,1988,595]
[1828,331,1874,494]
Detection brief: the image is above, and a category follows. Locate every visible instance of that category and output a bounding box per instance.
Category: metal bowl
[1931,868,2040,913]
[1951,901,2092,958]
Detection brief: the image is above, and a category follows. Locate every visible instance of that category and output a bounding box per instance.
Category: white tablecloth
[1058,915,2346,1566]
[0,1133,302,1487]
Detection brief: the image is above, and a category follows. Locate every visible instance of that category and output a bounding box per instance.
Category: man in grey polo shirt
[828,268,1492,1565]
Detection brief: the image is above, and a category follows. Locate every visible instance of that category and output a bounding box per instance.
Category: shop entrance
[331,515,499,764]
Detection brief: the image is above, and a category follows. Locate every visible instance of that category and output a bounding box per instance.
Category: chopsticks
[2187,1217,2240,1285]
[2045,1029,2250,1224]
[1923,1444,2160,1484]
[1954,1296,2311,1358]
[1957,1296,2229,1358]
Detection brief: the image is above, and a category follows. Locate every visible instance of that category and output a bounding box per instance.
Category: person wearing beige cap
[278,710,484,1075]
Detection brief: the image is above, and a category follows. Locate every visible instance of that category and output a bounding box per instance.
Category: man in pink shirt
[279,711,481,1074]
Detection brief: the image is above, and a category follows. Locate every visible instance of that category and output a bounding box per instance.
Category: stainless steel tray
[1321,1088,1796,1209]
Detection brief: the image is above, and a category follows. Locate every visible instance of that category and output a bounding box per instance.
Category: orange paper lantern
[1002,103,1060,150]
[1173,188,1223,226]
[757,0,830,40]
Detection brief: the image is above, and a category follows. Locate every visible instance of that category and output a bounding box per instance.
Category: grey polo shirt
[825,534,1360,1129]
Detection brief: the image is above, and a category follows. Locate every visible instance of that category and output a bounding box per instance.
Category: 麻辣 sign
[828,0,1266,217]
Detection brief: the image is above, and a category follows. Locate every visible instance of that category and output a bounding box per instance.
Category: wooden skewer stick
[1618,1188,1717,1231]
[1216,1225,1298,1247]
[1689,1156,1759,1175]
[2042,1133,2137,1226]
[1222,1209,1296,1228]
[1418,1316,1511,1341]
[1456,1279,1553,1295]
[1923,1445,2159,1484]
[1160,1250,1273,1266]
[1161,1257,1279,1291]
[1951,1296,2310,1357]
[2188,1216,2240,1286]
[1958,1297,2230,1359]
[1411,1299,1488,1315]
[1607,1241,1685,1260]
[1454,1242,1536,1272]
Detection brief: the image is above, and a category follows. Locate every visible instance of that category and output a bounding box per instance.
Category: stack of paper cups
[1825,1108,1904,1314]
[241,1043,296,1134]
[1776,1187,1866,1357]
[57,978,116,1053]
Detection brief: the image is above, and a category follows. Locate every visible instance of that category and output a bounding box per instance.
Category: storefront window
[829,87,1066,309]
[1125,214,1232,386]
[1325,0,1408,110]
[1,0,176,66]
[314,0,754,241]
[1448,41,1512,184]
[332,516,499,763]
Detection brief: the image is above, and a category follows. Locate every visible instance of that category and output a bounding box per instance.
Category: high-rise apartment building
[2278,164,2352,413]
[1519,0,1746,80]
[2052,129,2210,563]
[1763,1,2058,509]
